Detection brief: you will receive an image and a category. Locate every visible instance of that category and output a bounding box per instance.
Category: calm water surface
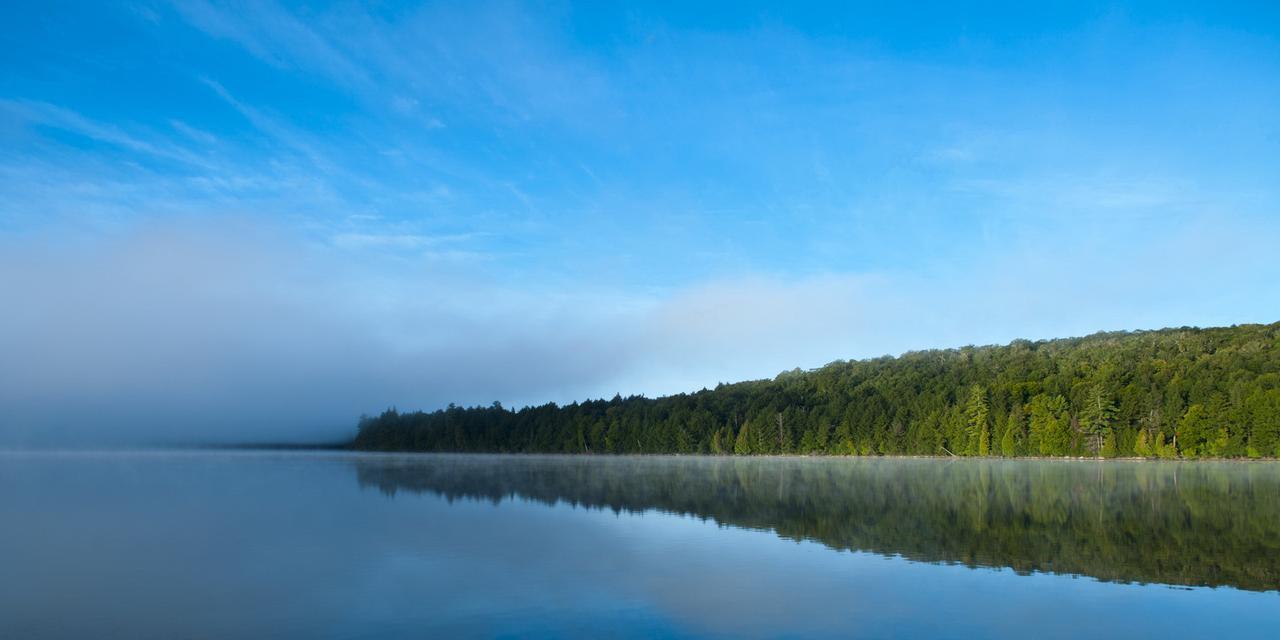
[2,452,1278,638]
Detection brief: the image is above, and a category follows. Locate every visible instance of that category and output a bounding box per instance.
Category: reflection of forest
[353,455,1280,592]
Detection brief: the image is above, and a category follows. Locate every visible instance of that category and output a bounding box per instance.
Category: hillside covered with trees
[352,322,1280,459]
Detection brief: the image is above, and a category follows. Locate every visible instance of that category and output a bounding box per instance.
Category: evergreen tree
[798,427,818,453]
[1179,404,1211,458]
[1101,432,1118,458]
[1006,404,1026,456]
[1029,394,1070,456]
[1155,432,1180,459]
[966,385,990,456]
[1247,389,1280,458]
[999,420,1017,457]
[734,423,753,455]
[814,420,831,452]
[1079,384,1117,456]
[1133,429,1153,458]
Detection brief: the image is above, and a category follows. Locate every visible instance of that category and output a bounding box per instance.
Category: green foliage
[352,322,1280,459]
[709,427,725,455]
[1179,404,1212,458]
[1000,404,1025,457]
[1029,394,1071,456]
[734,423,753,456]
[966,385,990,456]
[1101,432,1118,458]
[1079,385,1117,456]
[1133,430,1154,458]
[999,421,1017,457]
[1247,388,1280,457]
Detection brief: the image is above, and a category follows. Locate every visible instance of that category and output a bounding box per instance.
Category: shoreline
[6,446,1275,462]
[338,449,1280,462]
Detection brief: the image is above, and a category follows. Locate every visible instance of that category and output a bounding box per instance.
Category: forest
[351,322,1280,459]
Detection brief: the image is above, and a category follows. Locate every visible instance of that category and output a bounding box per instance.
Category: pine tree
[734,423,752,455]
[1133,429,1153,458]
[1005,404,1025,456]
[814,421,831,452]
[1207,427,1232,458]
[1247,389,1280,458]
[1178,404,1210,458]
[675,424,692,453]
[1101,432,1118,458]
[999,420,1017,457]
[798,427,818,453]
[966,385,990,456]
[1029,394,1070,456]
[753,416,774,454]
[834,418,856,455]
[1078,384,1116,456]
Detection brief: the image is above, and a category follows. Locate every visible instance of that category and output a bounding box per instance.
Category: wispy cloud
[170,0,371,87]
[1,99,215,171]
[168,119,219,146]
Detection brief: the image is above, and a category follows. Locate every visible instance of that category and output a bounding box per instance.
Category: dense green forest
[352,322,1280,458]
[354,455,1280,591]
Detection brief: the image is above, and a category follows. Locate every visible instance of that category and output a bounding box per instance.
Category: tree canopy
[352,322,1280,459]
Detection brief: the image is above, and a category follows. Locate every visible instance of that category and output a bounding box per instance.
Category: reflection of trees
[354,456,1280,592]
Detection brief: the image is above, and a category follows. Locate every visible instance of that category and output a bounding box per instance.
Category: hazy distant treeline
[352,322,1280,459]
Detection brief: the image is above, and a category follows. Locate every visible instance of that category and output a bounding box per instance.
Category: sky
[2,1,1279,446]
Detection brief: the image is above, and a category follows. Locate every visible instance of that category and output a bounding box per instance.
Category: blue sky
[2,1,1279,444]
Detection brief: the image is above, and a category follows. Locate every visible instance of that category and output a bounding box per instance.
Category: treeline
[353,456,1280,591]
[352,322,1280,458]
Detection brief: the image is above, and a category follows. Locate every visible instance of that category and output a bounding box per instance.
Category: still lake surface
[2,452,1278,639]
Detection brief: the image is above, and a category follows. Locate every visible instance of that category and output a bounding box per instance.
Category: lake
[2,452,1278,638]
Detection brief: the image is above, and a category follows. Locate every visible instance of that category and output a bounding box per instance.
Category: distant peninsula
[352,322,1280,459]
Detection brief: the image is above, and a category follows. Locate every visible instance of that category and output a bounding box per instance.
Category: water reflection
[354,455,1280,592]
